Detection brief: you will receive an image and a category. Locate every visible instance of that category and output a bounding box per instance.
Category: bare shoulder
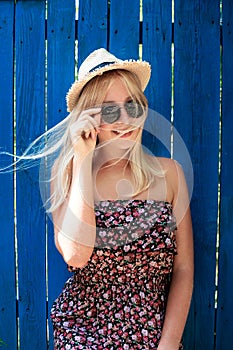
[160,157,184,178]
[156,156,178,170]
[157,157,186,188]
[146,154,183,179]
[145,154,186,204]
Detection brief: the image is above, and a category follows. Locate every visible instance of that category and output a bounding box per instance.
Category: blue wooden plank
[78,0,108,64]
[0,2,17,349]
[173,1,220,348]
[109,0,140,60]
[15,1,47,348]
[142,0,172,158]
[47,0,76,348]
[216,0,233,348]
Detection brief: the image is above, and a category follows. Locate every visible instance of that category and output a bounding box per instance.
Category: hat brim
[66,60,151,112]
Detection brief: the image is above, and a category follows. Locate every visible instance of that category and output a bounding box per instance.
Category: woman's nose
[119,106,130,123]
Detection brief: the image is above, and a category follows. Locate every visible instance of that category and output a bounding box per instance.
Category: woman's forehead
[103,77,131,101]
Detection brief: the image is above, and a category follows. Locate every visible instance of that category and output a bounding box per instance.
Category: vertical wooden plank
[216,0,233,348]
[0,2,17,349]
[173,0,220,348]
[142,0,172,157]
[47,0,75,348]
[78,0,108,64]
[109,0,140,59]
[15,1,46,348]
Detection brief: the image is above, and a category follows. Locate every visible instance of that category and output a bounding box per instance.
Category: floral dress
[51,199,181,349]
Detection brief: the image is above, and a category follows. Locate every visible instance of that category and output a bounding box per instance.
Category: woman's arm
[158,160,194,350]
[52,108,101,268]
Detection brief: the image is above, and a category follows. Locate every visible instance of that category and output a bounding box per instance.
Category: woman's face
[97,77,145,145]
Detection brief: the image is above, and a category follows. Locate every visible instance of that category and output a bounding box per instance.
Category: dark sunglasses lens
[101,105,120,124]
[125,101,144,118]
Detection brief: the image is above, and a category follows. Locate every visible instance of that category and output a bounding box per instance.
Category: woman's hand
[70,107,101,157]
[53,108,101,267]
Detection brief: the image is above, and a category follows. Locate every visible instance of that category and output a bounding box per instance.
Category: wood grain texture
[173,0,220,348]
[78,0,108,65]
[109,0,140,60]
[47,0,76,347]
[1,1,233,348]
[0,2,17,349]
[15,1,47,348]
[142,0,172,157]
[216,0,233,348]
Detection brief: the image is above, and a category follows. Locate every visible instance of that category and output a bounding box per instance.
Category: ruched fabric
[51,200,181,349]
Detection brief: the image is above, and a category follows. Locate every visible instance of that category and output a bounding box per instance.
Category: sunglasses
[101,100,144,124]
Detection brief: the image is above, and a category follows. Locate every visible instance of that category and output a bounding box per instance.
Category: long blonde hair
[47,69,165,212]
[1,69,165,212]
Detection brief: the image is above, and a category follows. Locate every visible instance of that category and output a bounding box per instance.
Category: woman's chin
[106,138,136,150]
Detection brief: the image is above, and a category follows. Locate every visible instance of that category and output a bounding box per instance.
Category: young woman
[49,48,193,349]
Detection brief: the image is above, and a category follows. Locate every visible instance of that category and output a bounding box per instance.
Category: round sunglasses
[101,100,144,124]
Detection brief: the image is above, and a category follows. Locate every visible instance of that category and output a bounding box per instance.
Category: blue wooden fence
[0,0,232,349]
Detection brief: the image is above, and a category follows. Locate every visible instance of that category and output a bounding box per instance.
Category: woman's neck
[93,140,132,170]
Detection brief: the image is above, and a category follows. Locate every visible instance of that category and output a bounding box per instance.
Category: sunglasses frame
[100,100,144,124]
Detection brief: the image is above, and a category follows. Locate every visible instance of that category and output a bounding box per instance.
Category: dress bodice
[69,199,177,289]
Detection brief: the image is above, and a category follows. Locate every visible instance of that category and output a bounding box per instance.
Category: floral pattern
[51,200,181,349]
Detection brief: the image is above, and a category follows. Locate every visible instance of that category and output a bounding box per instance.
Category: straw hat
[66,48,151,112]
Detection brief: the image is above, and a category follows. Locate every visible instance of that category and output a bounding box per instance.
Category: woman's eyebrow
[102,97,132,103]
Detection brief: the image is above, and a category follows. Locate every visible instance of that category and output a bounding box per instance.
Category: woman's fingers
[78,108,101,129]
[76,108,101,132]
[70,107,101,148]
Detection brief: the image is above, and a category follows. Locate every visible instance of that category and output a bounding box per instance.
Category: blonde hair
[48,69,165,211]
[1,69,165,212]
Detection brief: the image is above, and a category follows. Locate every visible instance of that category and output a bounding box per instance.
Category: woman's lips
[112,130,133,138]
